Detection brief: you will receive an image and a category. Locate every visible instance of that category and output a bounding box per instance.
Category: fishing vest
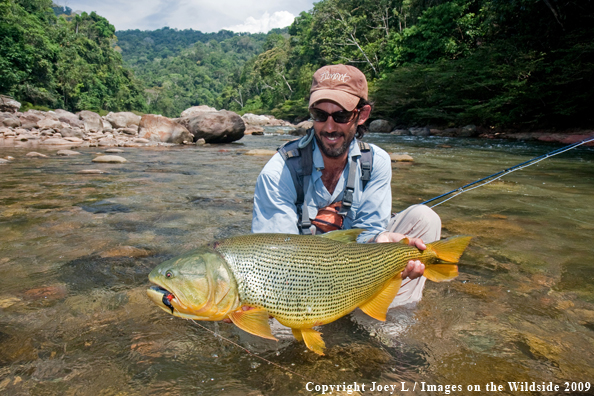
[278,128,373,235]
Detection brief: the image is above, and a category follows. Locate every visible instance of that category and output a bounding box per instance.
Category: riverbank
[1,95,592,149]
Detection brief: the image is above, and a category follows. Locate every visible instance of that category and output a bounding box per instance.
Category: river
[0,133,593,395]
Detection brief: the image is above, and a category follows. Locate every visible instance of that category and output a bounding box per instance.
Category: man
[252,64,441,306]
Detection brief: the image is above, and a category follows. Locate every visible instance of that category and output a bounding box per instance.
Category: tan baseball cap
[309,64,368,111]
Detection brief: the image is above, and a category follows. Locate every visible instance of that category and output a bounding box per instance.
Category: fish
[147,229,472,355]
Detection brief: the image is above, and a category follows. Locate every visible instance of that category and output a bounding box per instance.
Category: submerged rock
[390,153,414,162]
[92,155,127,163]
[56,149,81,156]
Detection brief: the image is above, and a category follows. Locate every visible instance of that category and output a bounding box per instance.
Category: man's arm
[252,153,300,234]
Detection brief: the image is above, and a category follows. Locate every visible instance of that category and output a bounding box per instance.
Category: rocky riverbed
[1,95,592,150]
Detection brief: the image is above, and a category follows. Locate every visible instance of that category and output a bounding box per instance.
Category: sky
[58,0,316,33]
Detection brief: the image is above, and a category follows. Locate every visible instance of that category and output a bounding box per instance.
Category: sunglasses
[310,108,359,124]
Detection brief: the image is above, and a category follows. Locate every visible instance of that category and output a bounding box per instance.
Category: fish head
[147,246,239,321]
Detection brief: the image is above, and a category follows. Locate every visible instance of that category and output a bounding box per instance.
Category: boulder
[2,117,21,128]
[458,124,477,137]
[242,113,271,126]
[40,138,76,145]
[105,112,141,129]
[180,105,217,118]
[37,117,63,130]
[180,110,245,143]
[54,109,84,128]
[102,119,113,131]
[291,120,313,136]
[409,127,431,137]
[369,119,394,133]
[120,126,138,135]
[78,110,103,133]
[26,152,48,157]
[0,95,21,113]
[60,127,85,139]
[245,126,265,135]
[138,114,193,144]
[19,111,45,129]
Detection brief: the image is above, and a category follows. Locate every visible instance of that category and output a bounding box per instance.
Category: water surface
[0,134,593,395]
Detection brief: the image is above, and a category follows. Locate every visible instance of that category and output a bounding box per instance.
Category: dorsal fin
[319,229,364,243]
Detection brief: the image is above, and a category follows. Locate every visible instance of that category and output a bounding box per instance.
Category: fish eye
[166,271,173,278]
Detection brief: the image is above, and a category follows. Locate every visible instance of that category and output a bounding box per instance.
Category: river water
[0,133,593,395]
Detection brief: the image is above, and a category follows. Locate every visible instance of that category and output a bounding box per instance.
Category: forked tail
[424,236,472,282]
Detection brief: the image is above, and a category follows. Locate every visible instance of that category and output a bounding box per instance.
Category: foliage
[222,0,594,127]
[115,28,282,117]
[0,0,146,112]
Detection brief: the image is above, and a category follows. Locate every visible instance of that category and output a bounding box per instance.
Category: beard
[315,132,354,158]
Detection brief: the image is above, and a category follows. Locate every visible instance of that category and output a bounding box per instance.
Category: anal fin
[359,275,403,321]
[424,264,459,282]
[301,328,326,355]
[291,328,303,341]
[227,308,277,341]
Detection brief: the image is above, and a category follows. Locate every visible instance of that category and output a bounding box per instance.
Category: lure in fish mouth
[149,286,175,314]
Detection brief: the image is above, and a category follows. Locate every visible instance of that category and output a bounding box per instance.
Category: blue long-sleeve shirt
[251,138,392,243]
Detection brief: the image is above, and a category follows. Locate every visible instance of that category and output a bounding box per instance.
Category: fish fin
[359,275,403,321]
[227,308,277,341]
[428,235,472,263]
[301,328,326,355]
[425,264,459,282]
[319,229,364,243]
[399,237,410,245]
[291,328,303,341]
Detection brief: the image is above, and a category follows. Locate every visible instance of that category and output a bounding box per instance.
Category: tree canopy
[0,0,145,113]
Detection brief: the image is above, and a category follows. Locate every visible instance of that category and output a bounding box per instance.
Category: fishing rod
[421,135,594,208]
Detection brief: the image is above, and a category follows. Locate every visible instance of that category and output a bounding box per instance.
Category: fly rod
[422,135,594,208]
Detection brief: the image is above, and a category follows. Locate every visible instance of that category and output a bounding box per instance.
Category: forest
[1,0,593,128]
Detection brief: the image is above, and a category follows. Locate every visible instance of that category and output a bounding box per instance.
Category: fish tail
[428,235,472,263]
[423,236,472,282]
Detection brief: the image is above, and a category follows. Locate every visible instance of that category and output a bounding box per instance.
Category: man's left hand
[374,232,426,280]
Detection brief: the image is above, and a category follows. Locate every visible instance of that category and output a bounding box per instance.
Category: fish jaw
[147,246,240,321]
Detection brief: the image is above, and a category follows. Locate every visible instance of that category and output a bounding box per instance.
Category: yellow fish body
[147,230,471,355]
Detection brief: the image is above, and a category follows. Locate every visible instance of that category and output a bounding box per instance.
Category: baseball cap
[309,64,368,111]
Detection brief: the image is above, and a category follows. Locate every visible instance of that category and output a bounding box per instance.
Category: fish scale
[214,233,422,329]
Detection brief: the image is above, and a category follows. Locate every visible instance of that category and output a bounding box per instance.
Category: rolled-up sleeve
[252,153,300,234]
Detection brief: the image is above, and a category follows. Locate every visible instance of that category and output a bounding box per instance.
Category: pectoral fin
[424,264,459,282]
[227,308,277,341]
[359,275,403,321]
[301,328,326,355]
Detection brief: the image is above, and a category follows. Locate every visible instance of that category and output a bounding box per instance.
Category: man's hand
[374,232,426,280]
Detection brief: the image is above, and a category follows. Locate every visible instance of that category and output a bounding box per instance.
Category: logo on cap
[319,71,351,83]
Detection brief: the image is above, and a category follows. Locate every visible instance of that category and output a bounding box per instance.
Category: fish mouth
[149,285,175,314]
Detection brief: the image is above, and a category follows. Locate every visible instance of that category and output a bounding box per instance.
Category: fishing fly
[421,136,594,208]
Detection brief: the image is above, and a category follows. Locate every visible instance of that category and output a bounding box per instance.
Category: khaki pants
[386,204,441,307]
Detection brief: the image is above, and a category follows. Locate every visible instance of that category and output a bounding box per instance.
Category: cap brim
[309,89,360,112]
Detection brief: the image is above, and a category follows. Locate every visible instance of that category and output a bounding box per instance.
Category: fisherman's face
[311,101,370,158]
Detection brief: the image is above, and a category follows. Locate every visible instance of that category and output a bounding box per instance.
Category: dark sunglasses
[310,108,359,124]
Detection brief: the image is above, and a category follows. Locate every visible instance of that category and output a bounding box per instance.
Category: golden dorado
[147,230,471,355]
